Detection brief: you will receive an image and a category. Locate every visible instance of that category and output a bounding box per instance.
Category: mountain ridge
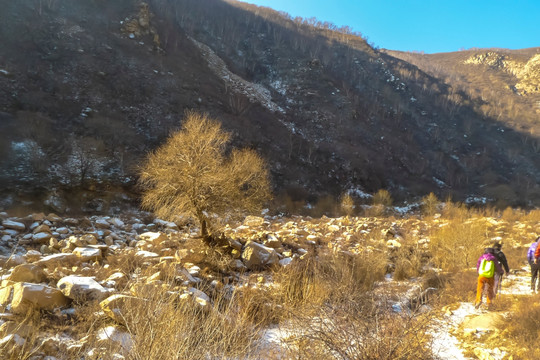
[0,0,539,214]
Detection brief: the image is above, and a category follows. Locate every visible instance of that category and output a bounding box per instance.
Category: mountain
[1,0,539,214]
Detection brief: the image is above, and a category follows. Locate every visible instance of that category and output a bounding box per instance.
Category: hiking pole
[498,273,503,296]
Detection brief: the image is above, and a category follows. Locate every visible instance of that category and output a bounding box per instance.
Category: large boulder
[241,241,279,270]
[7,264,46,283]
[9,283,70,314]
[57,276,109,302]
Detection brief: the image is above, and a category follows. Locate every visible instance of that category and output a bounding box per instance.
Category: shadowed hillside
[0,0,539,213]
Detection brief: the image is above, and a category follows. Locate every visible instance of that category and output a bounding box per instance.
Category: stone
[33,232,53,244]
[386,239,402,248]
[279,257,293,266]
[8,264,46,283]
[109,218,125,228]
[188,287,210,306]
[46,213,62,222]
[80,234,98,245]
[56,227,70,234]
[10,282,70,314]
[241,241,279,270]
[34,253,77,267]
[139,232,167,245]
[174,249,205,263]
[6,254,27,267]
[72,247,102,262]
[243,216,265,227]
[57,276,109,302]
[96,326,133,352]
[0,334,26,353]
[33,224,51,234]
[2,220,25,231]
[95,219,110,229]
[264,233,281,248]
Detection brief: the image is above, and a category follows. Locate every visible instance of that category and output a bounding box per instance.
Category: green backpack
[479,259,495,278]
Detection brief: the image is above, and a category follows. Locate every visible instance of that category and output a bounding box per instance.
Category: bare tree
[139,111,271,242]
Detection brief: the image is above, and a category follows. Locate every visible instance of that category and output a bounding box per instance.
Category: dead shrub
[287,302,433,360]
[429,220,486,272]
[273,249,386,312]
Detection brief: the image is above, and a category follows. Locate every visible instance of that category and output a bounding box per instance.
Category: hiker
[528,237,540,292]
[475,247,503,309]
[492,242,509,296]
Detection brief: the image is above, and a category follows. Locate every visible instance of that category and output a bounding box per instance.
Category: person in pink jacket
[475,247,503,309]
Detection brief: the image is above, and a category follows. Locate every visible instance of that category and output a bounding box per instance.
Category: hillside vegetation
[0,0,539,213]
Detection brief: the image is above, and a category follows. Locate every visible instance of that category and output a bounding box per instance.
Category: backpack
[528,241,539,262]
[479,258,495,278]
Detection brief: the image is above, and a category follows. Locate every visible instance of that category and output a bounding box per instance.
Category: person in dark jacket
[529,237,540,292]
[475,247,503,309]
[492,242,509,296]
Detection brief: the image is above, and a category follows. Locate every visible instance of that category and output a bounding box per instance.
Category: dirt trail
[431,266,532,359]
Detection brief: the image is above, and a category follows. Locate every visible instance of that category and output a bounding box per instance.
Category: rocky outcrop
[464,52,540,95]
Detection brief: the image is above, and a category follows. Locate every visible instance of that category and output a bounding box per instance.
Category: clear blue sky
[238,0,540,54]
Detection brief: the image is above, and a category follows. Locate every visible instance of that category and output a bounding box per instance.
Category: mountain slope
[1,0,539,213]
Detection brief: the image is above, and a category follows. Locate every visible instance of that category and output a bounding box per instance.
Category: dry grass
[498,295,540,359]
[436,269,477,303]
[429,219,486,272]
[286,302,433,360]
[273,249,386,312]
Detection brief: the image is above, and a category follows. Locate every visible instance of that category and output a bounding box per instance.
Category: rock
[34,253,77,267]
[72,247,102,262]
[57,276,109,302]
[56,227,70,234]
[135,250,159,259]
[31,213,46,221]
[33,232,53,244]
[10,282,70,314]
[96,326,133,352]
[109,218,125,228]
[6,254,27,267]
[279,257,293,266]
[264,234,281,249]
[139,232,167,245]
[33,224,51,234]
[95,219,110,229]
[46,213,63,223]
[0,334,26,354]
[8,264,46,283]
[80,234,98,245]
[386,239,402,249]
[241,241,279,270]
[188,287,210,306]
[175,249,205,263]
[243,216,265,227]
[104,272,128,289]
[2,220,25,231]
[100,294,147,325]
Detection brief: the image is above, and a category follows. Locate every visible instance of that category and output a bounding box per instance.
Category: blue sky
[238,0,540,54]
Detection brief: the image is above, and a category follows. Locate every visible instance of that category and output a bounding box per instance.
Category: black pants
[530,262,539,290]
